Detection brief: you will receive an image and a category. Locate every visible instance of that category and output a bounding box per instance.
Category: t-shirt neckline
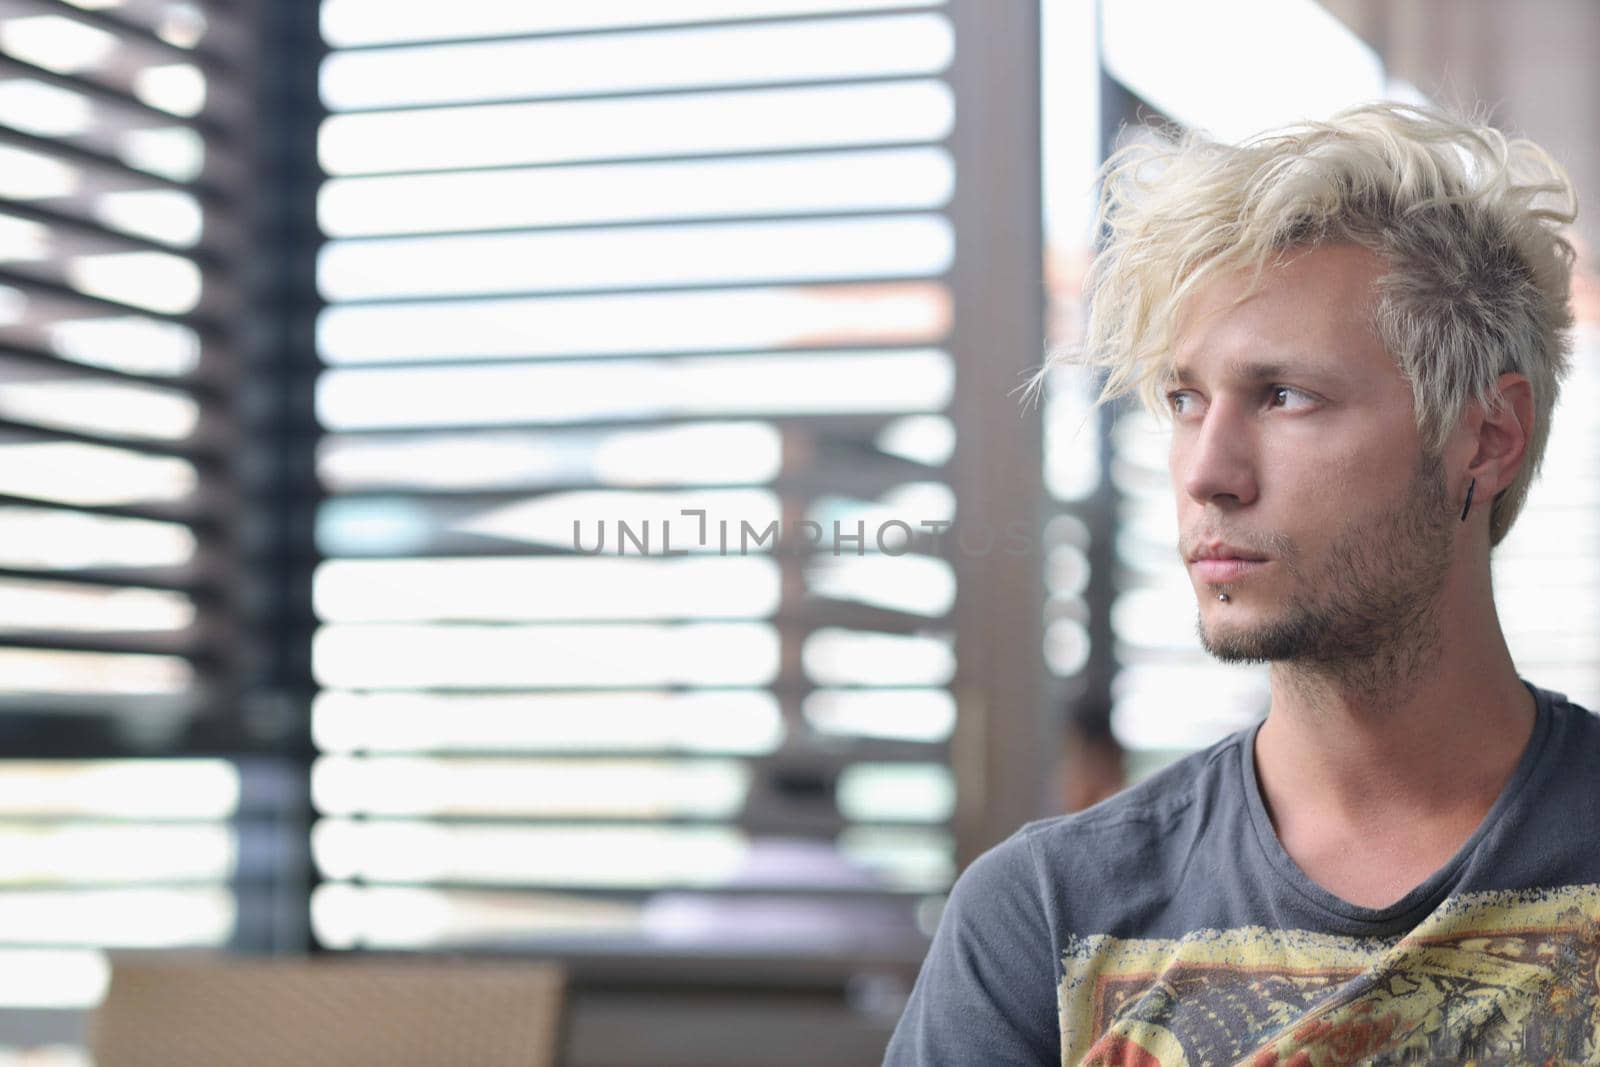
[1238,679,1554,930]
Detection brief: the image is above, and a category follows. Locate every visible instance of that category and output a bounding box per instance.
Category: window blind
[309,0,984,955]
[0,0,259,1021]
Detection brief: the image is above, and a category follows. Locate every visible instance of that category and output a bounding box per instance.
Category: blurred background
[0,0,1594,1063]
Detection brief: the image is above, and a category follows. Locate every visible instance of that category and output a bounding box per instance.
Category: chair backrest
[90,953,564,1067]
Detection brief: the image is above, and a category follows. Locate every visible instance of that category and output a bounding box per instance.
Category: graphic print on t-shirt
[1060,883,1600,1066]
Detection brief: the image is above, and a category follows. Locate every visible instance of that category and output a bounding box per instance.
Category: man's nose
[1176,405,1259,508]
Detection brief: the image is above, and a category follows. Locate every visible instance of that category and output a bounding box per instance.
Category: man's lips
[1190,557,1269,583]
[1186,542,1270,584]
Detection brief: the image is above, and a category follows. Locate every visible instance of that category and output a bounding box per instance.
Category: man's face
[1166,243,1458,666]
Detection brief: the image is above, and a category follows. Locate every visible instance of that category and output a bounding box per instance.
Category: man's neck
[1252,590,1537,907]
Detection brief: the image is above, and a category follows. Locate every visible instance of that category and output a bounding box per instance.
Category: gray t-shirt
[883,682,1600,1065]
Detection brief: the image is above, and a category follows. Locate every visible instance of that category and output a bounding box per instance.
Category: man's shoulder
[1533,683,1600,778]
[1016,724,1249,848]
[1523,682,1600,762]
[1544,685,1600,730]
[953,725,1253,910]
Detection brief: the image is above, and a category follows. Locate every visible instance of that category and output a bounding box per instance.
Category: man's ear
[1466,373,1534,496]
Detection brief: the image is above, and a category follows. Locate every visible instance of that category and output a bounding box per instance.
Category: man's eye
[1268,386,1314,410]
[1166,391,1197,415]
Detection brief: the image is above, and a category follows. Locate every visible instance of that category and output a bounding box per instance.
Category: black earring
[1460,478,1476,522]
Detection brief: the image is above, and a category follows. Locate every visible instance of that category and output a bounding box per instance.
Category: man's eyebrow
[1170,359,1300,385]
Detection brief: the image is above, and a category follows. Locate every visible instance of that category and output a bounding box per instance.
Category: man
[884,102,1600,1065]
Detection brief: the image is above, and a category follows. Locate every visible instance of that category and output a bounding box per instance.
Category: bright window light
[317,283,951,364]
[875,415,956,467]
[315,351,954,429]
[0,888,233,946]
[312,756,752,818]
[836,762,955,822]
[465,488,783,554]
[317,215,954,301]
[1046,542,1089,600]
[802,627,955,686]
[0,376,200,440]
[0,949,108,1009]
[312,556,781,622]
[0,508,194,571]
[0,648,191,697]
[1044,616,1090,676]
[0,15,118,74]
[312,820,749,888]
[594,422,783,487]
[319,80,954,174]
[312,884,643,948]
[0,823,235,883]
[155,5,206,50]
[320,14,952,110]
[0,578,195,634]
[95,189,204,246]
[0,213,50,262]
[806,553,956,617]
[0,79,92,136]
[47,315,201,377]
[317,423,783,492]
[66,251,202,314]
[310,497,430,557]
[0,285,20,326]
[117,126,203,181]
[314,487,782,556]
[837,826,953,891]
[313,689,785,755]
[804,688,956,743]
[805,484,957,553]
[132,63,206,117]
[1041,0,1100,250]
[1045,384,1103,502]
[0,442,195,506]
[1111,663,1269,753]
[320,0,944,48]
[1100,0,1383,144]
[0,144,80,200]
[0,760,237,817]
[1493,323,1600,710]
[318,147,954,237]
[880,482,957,524]
[312,622,779,689]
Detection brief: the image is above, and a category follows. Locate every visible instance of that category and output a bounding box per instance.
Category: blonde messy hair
[1071,101,1578,546]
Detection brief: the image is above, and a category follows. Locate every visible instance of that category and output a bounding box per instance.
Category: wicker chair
[90,954,565,1067]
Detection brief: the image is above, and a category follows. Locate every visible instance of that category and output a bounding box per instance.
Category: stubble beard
[1197,452,1456,701]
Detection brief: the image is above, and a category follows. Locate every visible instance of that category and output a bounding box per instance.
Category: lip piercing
[1217,593,1230,603]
